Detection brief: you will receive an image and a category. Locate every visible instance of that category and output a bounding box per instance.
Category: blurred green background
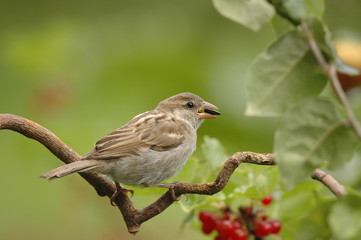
[1,0,361,239]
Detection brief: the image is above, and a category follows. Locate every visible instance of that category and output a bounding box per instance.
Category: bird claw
[167,181,187,201]
[145,181,187,201]
[171,191,188,202]
[110,182,134,206]
[168,187,181,201]
[184,193,189,202]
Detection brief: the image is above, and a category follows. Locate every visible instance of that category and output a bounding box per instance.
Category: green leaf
[201,135,228,171]
[311,18,360,76]
[245,31,327,116]
[274,98,358,189]
[176,155,226,212]
[212,0,275,31]
[278,181,319,221]
[268,0,324,25]
[269,14,294,37]
[179,192,226,212]
[328,194,361,240]
[277,181,321,239]
[269,1,325,36]
[281,0,306,22]
[306,18,333,58]
[229,165,278,199]
[303,0,325,19]
[294,199,333,240]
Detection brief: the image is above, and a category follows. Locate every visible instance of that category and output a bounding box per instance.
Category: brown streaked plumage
[40,92,220,204]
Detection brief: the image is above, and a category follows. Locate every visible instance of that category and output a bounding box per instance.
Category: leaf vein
[301,119,347,163]
[256,46,310,108]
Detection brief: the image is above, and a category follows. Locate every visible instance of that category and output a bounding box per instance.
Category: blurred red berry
[199,211,211,222]
[253,217,261,227]
[240,206,253,218]
[261,195,273,206]
[216,220,234,238]
[233,229,247,240]
[199,211,220,235]
[232,218,243,229]
[269,219,281,234]
[200,207,280,239]
[255,221,272,238]
[223,211,232,220]
[202,223,215,235]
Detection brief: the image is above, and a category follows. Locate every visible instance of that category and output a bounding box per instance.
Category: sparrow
[40,92,220,205]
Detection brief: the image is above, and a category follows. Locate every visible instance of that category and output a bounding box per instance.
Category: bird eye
[185,102,194,108]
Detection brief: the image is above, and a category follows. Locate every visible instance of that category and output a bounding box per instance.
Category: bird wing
[83,113,187,160]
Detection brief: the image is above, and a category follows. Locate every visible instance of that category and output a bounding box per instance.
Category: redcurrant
[261,195,273,206]
[269,219,281,234]
[255,221,272,237]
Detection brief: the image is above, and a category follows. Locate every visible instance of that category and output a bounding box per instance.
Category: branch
[312,169,346,197]
[298,23,356,196]
[0,114,275,234]
[0,114,346,234]
[300,22,361,140]
[268,1,361,141]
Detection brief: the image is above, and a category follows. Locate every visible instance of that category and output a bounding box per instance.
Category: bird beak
[197,101,221,119]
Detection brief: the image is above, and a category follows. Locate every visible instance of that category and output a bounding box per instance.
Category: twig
[0,114,347,233]
[0,114,275,234]
[312,169,346,196]
[269,1,361,141]
[301,22,361,140]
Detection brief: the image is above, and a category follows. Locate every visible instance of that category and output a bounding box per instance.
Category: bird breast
[102,133,197,186]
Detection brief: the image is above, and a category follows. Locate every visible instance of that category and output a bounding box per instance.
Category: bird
[40,92,220,205]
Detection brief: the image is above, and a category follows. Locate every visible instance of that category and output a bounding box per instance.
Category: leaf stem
[301,22,361,140]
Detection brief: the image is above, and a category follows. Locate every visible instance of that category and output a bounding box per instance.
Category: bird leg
[110,182,134,206]
[147,182,186,201]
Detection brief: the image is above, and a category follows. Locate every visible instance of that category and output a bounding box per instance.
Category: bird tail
[40,160,102,180]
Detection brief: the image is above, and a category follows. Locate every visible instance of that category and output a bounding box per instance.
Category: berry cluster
[199,195,281,239]
[199,210,248,240]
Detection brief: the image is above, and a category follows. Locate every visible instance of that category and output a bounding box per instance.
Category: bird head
[156,92,220,129]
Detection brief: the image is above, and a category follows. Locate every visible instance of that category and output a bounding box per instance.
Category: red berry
[240,206,253,218]
[202,223,215,235]
[261,195,273,206]
[255,221,272,238]
[232,218,243,229]
[223,210,232,220]
[199,211,220,235]
[216,220,234,238]
[199,211,211,222]
[269,219,281,234]
[233,229,247,240]
[253,217,262,227]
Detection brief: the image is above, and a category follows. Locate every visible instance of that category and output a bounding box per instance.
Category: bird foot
[110,182,134,206]
[168,186,181,201]
[148,182,185,201]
